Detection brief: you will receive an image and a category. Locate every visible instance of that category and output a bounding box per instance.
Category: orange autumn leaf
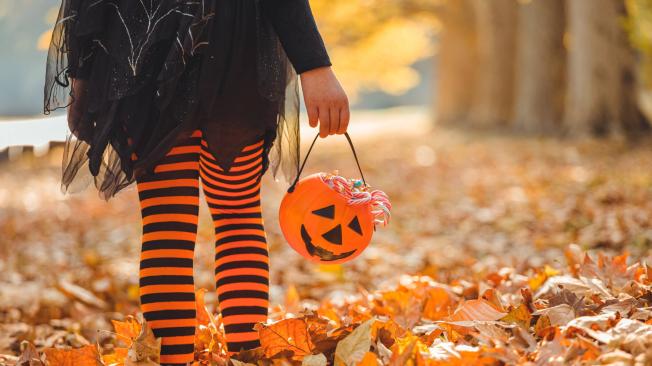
[528,265,560,291]
[450,299,507,322]
[480,288,505,313]
[125,319,162,365]
[102,347,128,366]
[43,345,101,366]
[196,288,216,327]
[357,352,378,366]
[423,287,454,320]
[388,335,425,365]
[255,318,315,360]
[111,316,142,346]
[501,304,532,329]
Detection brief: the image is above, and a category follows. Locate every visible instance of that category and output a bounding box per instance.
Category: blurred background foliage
[2,0,652,138]
[625,0,652,86]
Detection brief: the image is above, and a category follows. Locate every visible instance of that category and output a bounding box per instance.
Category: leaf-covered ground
[2,112,652,365]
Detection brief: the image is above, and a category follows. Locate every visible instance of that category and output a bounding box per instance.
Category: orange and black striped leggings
[136,129,269,365]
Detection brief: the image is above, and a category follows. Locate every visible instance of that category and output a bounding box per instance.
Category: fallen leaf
[334,319,375,366]
[534,304,575,326]
[101,347,128,366]
[124,319,161,366]
[501,303,532,328]
[450,299,507,322]
[111,316,142,346]
[43,344,101,366]
[231,359,257,366]
[301,353,327,366]
[56,279,107,309]
[16,341,45,366]
[256,318,315,360]
[356,352,378,366]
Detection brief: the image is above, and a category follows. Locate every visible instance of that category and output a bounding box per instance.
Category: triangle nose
[322,224,342,245]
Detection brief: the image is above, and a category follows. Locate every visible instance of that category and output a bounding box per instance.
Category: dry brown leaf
[450,299,507,322]
[534,304,575,327]
[231,359,257,366]
[56,279,107,309]
[16,341,46,366]
[301,353,327,366]
[334,319,374,366]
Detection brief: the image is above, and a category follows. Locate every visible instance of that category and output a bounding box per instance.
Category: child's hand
[300,66,350,138]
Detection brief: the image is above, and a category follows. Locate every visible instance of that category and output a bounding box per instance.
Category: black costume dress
[43,0,331,200]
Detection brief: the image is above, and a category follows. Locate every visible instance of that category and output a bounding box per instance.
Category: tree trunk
[513,0,566,134]
[434,0,477,126]
[469,0,518,127]
[564,0,649,137]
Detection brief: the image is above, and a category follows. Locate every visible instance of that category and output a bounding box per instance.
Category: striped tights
[136,129,269,365]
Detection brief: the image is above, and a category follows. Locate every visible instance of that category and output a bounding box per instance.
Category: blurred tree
[468,0,517,127]
[310,0,439,102]
[564,0,649,138]
[513,0,566,134]
[435,0,478,126]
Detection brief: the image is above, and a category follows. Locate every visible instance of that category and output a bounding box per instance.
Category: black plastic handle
[288,132,367,193]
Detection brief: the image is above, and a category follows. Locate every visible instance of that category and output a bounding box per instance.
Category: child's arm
[261,0,350,138]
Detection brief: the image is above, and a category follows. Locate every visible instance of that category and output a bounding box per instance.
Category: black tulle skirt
[44,0,300,200]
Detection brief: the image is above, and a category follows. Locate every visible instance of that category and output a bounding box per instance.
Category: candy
[319,172,391,227]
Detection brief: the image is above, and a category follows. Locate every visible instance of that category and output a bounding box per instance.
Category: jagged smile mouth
[301,225,356,261]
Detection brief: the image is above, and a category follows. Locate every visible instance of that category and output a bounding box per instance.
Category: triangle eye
[322,224,342,245]
[312,205,335,219]
[348,216,363,235]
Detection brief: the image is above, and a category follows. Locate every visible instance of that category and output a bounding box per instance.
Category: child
[43,0,348,364]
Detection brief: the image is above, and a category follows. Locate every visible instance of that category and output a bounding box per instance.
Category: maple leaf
[124,319,161,366]
[255,318,316,360]
[111,316,142,347]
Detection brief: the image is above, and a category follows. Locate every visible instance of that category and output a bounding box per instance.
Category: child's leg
[198,138,269,355]
[135,130,202,366]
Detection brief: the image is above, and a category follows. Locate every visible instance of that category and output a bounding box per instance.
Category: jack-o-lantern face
[279,173,374,264]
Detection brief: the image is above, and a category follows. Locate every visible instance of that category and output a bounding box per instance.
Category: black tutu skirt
[43,0,300,200]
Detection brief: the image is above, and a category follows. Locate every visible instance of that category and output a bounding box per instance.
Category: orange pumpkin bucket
[279,133,391,264]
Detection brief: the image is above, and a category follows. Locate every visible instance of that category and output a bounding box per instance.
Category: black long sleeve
[261,0,332,74]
